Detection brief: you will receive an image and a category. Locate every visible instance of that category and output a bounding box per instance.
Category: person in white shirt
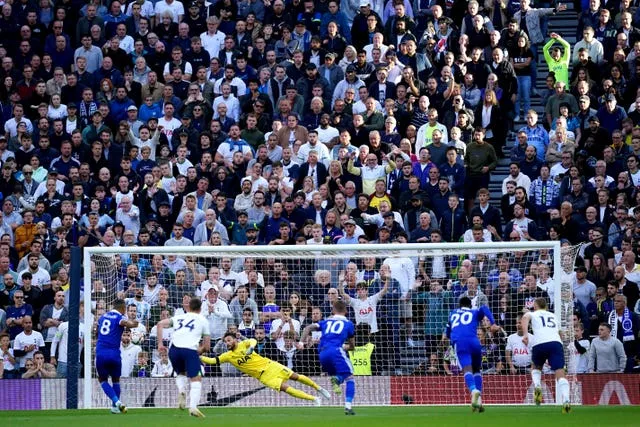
[120,330,142,377]
[200,16,226,58]
[115,196,141,239]
[502,162,531,194]
[214,68,247,96]
[570,322,590,374]
[363,32,388,62]
[50,319,85,378]
[173,144,194,176]
[3,104,33,138]
[12,315,45,369]
[269,305,301,351]
[338,280,388,334]
[218,258,243,298]
[505,314,532,374]
[201,287,233,340]
[127,0,155,18]
[157,103,182,140]
[157,297,211,417]
[315,113,339,144]
[151,348,175,377]
[115,23,135,53]
[212,82,241,122]
[521,298,571,412]
[383,255,416,346]
[296,130,331,167]
[154,0,184,24]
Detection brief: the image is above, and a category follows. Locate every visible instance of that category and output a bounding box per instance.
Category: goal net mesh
[84,243,580,408]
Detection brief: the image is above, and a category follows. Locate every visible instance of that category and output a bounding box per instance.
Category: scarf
[609,308,635,342]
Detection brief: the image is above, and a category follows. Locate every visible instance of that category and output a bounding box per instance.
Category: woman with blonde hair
[474,89,503,154]
[338,45,357,72]
[326,159,345,195]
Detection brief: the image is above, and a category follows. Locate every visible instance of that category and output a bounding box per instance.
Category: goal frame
[83,241,564,409]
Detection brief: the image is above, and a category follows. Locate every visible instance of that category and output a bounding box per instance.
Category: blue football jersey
[96,310,126,351]
[317,315,355,353]
[446,306,496,344]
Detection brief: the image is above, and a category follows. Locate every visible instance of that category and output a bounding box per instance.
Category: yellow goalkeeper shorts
[259,362,293,391]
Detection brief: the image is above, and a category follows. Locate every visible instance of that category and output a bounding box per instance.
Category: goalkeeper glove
[245,346,255,356]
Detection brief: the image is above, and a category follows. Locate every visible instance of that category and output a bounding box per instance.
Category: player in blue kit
[96,299,139,414]
[299,300,356,415]
[445,296,502,412]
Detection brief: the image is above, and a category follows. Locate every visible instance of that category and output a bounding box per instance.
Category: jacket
[439,206,468,242]
[39,304,69,341]
[513,8,556,44]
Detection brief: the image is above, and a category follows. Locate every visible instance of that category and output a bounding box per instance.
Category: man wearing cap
[579,115,612,159]
[318,53,344,94]
[296,63,331,109]
[332,65,365,106]
[596,94,628,135]
[351,1,383,50]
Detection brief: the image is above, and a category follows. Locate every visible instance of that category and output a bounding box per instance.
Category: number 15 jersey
[170,312,210,351]
[529,310,562,346]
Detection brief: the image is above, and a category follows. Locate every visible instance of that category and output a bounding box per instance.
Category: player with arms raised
[521,297,571,413]
[200,332,330,404]
[299,300,356,415]
[445,296,501,412]
[95,299,139,414]
[157,297,211,418]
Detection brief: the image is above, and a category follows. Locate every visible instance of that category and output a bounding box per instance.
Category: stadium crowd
[1,0,640,381]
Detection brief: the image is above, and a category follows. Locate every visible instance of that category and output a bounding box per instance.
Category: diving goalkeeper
[200,332,331,404]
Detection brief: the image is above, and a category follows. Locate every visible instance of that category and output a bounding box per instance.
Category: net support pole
[83,248,93,408]
[66,246,82,409]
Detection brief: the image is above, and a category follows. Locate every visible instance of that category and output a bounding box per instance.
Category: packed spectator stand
[0,0,640,381]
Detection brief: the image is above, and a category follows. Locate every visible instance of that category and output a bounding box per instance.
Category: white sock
[189,381,202,409]
[176,375,188,394]
[557,378,570,403]
[345,402,352,410]
[531,369,542,388]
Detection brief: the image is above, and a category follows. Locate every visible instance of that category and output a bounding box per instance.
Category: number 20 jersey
[170,312,210,351]
[446,306,495,345]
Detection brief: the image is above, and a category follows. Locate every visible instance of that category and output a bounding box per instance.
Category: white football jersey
[529,309,562,346]
[170,312,210,351]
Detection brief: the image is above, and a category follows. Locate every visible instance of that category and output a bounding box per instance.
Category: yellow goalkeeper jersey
[201,339,271,379]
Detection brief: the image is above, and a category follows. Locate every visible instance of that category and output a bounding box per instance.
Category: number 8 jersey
[529,309,562,346]
[170,312,211,351]
[446,306,496,344]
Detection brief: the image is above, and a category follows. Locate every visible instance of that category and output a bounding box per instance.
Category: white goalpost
[83,241,579,409]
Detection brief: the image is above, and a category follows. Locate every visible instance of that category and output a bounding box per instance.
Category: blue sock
[474,373,483,392]
[100,381,118,405]
[113,383,121,399]
[464,372,477,393]
[345,379,355,404]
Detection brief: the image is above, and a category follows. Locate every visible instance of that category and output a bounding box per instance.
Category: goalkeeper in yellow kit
[201,332,331,404]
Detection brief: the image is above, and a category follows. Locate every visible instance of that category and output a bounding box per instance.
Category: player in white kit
[157,297,211,418]
[521,298,571,414]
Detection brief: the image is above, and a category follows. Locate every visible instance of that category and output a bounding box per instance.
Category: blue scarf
[609,308,635,342]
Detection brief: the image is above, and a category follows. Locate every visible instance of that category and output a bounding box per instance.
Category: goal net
[83,242,580,408]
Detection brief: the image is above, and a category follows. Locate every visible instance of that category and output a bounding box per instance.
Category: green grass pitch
[4,406,639,427]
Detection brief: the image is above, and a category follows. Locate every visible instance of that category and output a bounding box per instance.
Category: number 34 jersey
[170,312,210,350]
[446,306,496,345]
[528,310,562,346]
